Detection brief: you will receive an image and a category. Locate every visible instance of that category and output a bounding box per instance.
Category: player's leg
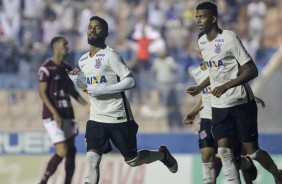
[40,119,68,184]
[84,121,112,184]
[199,118,217,184]
[236,101,282,183]
[64,137,77,184]
[212,107,241,184]
[110,120,178,173]
[63,120,79,184]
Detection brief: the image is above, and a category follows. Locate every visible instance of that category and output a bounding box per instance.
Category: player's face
[196,10,214,33]
[56,38,69,56]
[87,20,107,45]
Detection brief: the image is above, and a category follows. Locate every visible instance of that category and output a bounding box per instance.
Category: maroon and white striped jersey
[38,59,79,120]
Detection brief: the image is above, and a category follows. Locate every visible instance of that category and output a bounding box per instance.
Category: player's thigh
[212,107,235,143]
[235,101,258,142]
[199,119,216,149]
[110,120,139,159]
[85,120,112,153]
[43,118,67,144]
[62,119,78,141]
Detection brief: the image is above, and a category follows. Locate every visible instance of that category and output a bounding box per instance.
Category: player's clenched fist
[186,85,201,96]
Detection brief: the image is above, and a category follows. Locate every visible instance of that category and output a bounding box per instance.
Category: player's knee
[218,147,233,161]
[248,149,263,161]
[86,151,101,168]
[201,148,215,163]
[57,149,68,157]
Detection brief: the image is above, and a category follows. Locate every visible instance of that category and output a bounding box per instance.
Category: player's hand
[66,68,80,75]
[210,84,228,98]
[186,85,201,96]
[183,112,196,124]
[193,122,201,133]
[53,112,62,127]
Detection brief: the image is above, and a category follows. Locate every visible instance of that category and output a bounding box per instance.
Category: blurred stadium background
[0,0,281,183]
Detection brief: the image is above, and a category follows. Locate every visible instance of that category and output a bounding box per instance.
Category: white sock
[202,162,216,184]
[84,152,101,184]
[218,147,241,184]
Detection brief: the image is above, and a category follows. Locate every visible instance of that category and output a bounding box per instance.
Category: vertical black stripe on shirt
[117,75,130,121]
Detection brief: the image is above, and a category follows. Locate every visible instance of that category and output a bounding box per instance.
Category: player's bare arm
[183,97,203,124]
[38,82,62,125]
[187,77,210,96]
[210,61,258,98]
[76,95,88,106]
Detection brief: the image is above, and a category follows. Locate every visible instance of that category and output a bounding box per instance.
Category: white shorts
[43,118,78,144]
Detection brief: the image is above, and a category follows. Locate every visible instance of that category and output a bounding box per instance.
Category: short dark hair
[50,36,65,49]
[196,1,218,17]
[89,16,109,33]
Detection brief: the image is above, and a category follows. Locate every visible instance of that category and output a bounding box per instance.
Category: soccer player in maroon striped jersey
[38,36,88,184]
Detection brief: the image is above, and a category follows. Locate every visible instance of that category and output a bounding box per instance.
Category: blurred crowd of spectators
[0,0,281,88]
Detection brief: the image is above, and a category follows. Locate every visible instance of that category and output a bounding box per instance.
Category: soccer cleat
[244,156,258,181]
[159,145,178,173]
[274,169,282,184]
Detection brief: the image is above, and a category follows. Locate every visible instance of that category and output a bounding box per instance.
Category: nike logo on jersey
[86,75,107,84]
[205,60,224,68]
[80,56,88,62]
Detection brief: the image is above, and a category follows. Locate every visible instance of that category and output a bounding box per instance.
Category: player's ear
[212,16,217,23]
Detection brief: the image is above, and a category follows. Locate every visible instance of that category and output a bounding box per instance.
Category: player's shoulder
[222,30,238,40]
[104,46,120,57]
[78,52,90,63]
[41,58,53,67]
[198,33,207,46]
[104,46,125,63]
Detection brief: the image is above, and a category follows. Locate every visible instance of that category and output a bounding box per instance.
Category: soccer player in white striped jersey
[187,1,282,184]
[67,16,178,184]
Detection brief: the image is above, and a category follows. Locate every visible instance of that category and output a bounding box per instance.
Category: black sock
[65,147,77,184]
[40,154,63,184]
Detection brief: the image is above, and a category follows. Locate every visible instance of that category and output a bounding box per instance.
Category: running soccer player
[38,36,88,184]
[184,42,257,184]
[187,1,282,183]
[67,16,178,184]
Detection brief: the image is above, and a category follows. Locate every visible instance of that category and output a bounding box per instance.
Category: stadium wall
[1,133,282,184]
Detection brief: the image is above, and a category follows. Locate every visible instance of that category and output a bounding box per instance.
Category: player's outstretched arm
[76,94,88,106]
[87,73,136,97]
[183,97,203,124]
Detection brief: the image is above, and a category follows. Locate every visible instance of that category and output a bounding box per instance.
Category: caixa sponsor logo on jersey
[86,75,107,84]
[205,60,224,68]
[0,132,53,154]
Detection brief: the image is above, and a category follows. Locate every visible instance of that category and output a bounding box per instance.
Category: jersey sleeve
[230,34,252,66]
[38,66,50,82]
[108,52,132,80]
